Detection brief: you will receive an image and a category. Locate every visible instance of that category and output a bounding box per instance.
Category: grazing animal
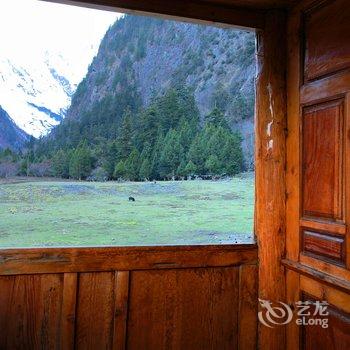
[129,196,135,202]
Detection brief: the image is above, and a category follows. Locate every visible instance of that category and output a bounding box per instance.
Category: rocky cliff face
[0,106,29,151]
[57,15,256,167]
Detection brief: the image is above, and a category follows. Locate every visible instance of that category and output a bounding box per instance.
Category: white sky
[0,0,122,80]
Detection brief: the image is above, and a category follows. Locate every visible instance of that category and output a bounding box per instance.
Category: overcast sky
[0,0,121,77]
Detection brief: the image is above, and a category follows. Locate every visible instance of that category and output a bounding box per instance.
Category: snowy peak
[0,52,76,138]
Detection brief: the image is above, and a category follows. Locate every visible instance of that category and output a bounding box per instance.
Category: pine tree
[188,135,206,174]
[159,129,184,179]
[184,160,197,176]
[222,132,244,175]
[114,160,126,179]
[103,141,119,178]
[124,148,140,180]
[176,159,187,177]
[139,158,151,180]
[69,142,92,180]
[205,107,230,129]
[118,108,134,160]
[53,150,70,178]
[205,154,221,174]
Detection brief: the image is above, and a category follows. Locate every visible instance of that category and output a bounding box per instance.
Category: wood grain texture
[302,293,350,350]
[255,9,287,350]
[300,275,350,314]
[303,0,350,81]
[113,271,129,350]
[285,0,350,349]
[286,269,300,350]
[0,244,257,275]
[127,267,240,350]
[302,230,345,264]
[60,273,78,350]
[345,93,350,270]
[300,253,350,284]
[301,70,350,105]
[282,258,350,294]
[238,264,258,350]
[300,218,346,235]
[75,272,116,349]
[0,274,64,349]
[286,0,302,265]
[302,99,344,221]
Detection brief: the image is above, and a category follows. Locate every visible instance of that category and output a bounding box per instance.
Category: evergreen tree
[159,129,184,179]
[114,160,126,179]
[205,154,221,174]
[139,158,151,180]
[184,160,197,176]
[53,150,70,178]
[205,107,230,129]
[69,142,92,179]
[176,159,187,177]
[187,135,206,173]
[222,132,244,175]
[124,148,140,180]
[118,108,134,160]
[150,131,164,179]
[103,141,119,178]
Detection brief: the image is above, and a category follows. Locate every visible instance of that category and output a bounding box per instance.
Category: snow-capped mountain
[0,0,120,141]
[0,50,81,138]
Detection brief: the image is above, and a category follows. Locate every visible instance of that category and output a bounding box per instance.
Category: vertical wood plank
[113,271,130,350]
[345,93,350,270]
[60,273,77,350]
[285,4,302,349]
[238,264,258,350]
[255,9,287,350]
[127,267,239,350]
[75,272,115,350]
[286,269,300,350]
[0,274,64,349]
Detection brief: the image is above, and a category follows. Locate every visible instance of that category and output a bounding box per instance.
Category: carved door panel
[286,0,350,349]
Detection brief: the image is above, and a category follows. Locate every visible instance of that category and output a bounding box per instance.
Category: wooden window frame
[1,1,288,348]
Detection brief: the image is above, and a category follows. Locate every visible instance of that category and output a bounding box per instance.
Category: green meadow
[0,173,254,248]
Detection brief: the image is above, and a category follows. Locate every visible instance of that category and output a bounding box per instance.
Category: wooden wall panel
[300,278,350,350]
[0,274,64,350]
[302,99,344,221]
[304,0,350,81]
[0,247,258,349]
[237,264,258,350]
[127,267,240,350]
[302,295,350,350]
[75,272,115,350]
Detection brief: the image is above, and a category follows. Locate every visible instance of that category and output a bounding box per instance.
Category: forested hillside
[1,15,256,180]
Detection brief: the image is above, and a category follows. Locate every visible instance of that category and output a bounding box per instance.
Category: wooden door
[285,0,350,349]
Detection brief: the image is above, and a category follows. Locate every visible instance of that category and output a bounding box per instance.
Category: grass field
[0,173,254,247]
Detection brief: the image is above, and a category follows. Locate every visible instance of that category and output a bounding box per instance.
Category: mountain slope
[0,106,29,151]
[46,15,256,167]
[0,52,81,138]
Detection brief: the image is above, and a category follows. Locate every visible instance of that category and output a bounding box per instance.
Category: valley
[0,174,254,247]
